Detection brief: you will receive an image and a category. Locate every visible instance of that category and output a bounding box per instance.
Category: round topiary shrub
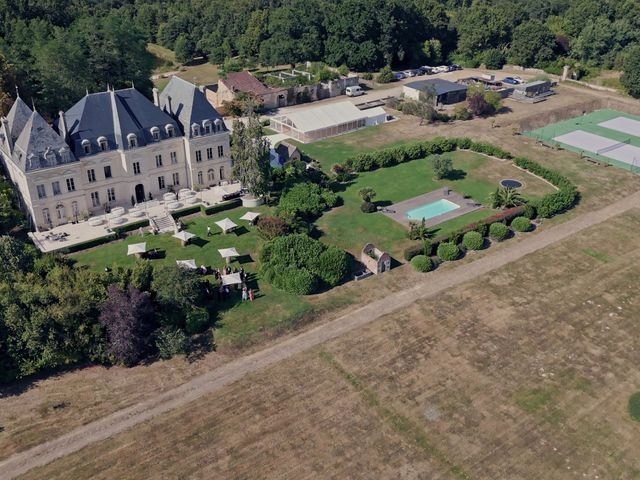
[411,255,433,272]
[462,231,484,251]
[522,204,537,219]
[629,392,640,421]
[511,216,532,232]
[437,242,460,261]
[489,222,509,241]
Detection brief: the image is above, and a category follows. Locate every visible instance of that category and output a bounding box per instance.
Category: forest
[1,0,640,118]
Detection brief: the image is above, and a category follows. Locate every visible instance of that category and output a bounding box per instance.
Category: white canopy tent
[215,217,238,234]
[221,272,243,286]
[218,247,239,264]
[240,211,261,224]
[176,259,197,270]
[173,230,196,246]
[127,242,147,257]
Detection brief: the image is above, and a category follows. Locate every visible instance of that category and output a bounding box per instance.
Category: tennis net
[597,138,630,155]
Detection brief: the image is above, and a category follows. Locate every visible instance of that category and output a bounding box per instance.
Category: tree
[490,187,525,208]
[358,187,376,203]
[432,155,453,180]
[508,20,556,67]
[466,85,501,116]
[376,66,394,83]
[99,284,155,366]
[408,219,434,241]
[152,264,206,327]
[454,4,511,61]
[231,107,271,198]
[0,236,35,281]
[482,48,506,69]
[621,45,640,98]
[174,34,195,63]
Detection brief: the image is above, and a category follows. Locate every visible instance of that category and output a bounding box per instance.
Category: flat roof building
[403,79,468,105]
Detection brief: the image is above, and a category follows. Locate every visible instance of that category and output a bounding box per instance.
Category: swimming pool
[406,199,460,221]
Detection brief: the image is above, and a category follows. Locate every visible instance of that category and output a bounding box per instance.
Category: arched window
[165,124,175,138]
[127,133,137,148]
[202,120,212,134]
[207,169,215,182]
[150,126,160,141]
[42,208,51,226]
[56,204,65,221]
[191,123,200,137]
[219,165,225,180]
[97,136,108,151]
[81,139,91,154]
[214,118,222,132]
[197,171,203,184]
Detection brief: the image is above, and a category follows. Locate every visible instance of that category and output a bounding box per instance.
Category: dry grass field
[18,209,640,479]
[3,84,640,479]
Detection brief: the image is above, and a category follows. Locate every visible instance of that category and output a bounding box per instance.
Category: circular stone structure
[500,179,523,188]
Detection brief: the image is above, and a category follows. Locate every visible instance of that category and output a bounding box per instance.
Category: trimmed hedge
[489,222,509,241]
[403,243,424,261]
[511,216,531,232]
[58,232,118,254]
[112,219,150,236]
[172,205,201,219]
[411,255,433,272]
[462,231,484,250]
[437,242,460,261]
[200,198,242,216]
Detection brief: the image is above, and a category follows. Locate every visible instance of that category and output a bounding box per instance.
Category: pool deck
[382,189,482,228]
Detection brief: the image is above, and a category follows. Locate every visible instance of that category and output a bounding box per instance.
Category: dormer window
[81,139,91,155]
[127,133,137,148]
[203,120,212,134]
[165,124,175,138]
[214,119,222,132]
[191,123,200,137]
[97,136,108,151]
[150,126,160,141]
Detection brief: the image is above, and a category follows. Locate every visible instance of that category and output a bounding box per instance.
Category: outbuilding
[403,79,468,105]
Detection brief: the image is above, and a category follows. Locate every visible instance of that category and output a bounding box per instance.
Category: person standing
[242,285,248,302]
[249,289,254,302]
[207,225,212,236]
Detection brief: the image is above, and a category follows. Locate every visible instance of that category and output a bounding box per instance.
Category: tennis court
[525,109,640,172]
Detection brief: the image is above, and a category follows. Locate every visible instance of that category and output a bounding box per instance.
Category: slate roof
[405,78,467,96]
[221,71,283,96]
[59,88,181,158]
[159,76,226,138]
[6,96,32,140]
[13,111,76,171]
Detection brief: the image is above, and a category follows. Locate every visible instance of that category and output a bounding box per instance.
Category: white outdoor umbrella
[215,217,238,234]
[240,211,261,224]
[221,272,243,286]
[218,247,239,264]
[176,259,197,270]
[173,230,196,246]
[127,242,147,258]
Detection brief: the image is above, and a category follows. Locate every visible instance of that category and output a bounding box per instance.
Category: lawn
[317,150,555,258]
[71,206,310,345]
[147,43,220,91]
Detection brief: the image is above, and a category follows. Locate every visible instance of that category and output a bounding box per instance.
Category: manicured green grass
[317,151,543,258]
[72,206,310,345]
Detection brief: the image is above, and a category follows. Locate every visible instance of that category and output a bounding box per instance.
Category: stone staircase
[150,213,176,233]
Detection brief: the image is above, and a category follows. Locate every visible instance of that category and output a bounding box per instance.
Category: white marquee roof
[218,247,239,258]
[127,242,147,255]
[176,259,197,269]
[221,272,243,286]
[364,106,387,119]
[277,101,366,133]
[173,230,196,242]
[240,211,261,222]
[215,218,238,232]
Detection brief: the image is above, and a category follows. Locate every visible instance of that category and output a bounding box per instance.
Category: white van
[346,86,364,97]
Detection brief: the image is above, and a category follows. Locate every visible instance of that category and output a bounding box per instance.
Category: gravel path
[3,191,640,480]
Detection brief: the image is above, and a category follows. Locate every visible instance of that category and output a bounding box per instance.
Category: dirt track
[2,191,640,480]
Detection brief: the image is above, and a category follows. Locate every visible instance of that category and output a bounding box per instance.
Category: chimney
[166,95,172,114]
[58,110,68,141]
[1,117,12,155]
[152,87,160,107]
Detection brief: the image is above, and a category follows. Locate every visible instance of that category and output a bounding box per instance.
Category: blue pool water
[406,199,460,221]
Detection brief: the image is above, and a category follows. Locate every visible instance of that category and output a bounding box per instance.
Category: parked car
[434,65,449,73]
[502,77,519,85]
[346,85,364,97]
[513,76,523,84]
[419,66,433,75]
[402,70,417,78]
[449,64,462,71]
[393,72,406,80]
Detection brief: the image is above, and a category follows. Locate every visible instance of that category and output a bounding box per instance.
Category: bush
[361,201,377,213]
[432,155,453,180]
[260,234,349,294]
[437,242,460,261]
[483,48,506,69]
[156,328,189,359]
[628,391,640,421]
[278,183,338,219]
[404,243,425,261]
[256,215,289,240]
[522,204,537,219]
[185,307,209,334]
[489,222,509,241]
[377,66,394,83]
[462,231,484,250]
[511,216,531,232]
[337,64,349,76]
[411,255,433,272]
[362,72,373,80]
[454,105,472,120]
